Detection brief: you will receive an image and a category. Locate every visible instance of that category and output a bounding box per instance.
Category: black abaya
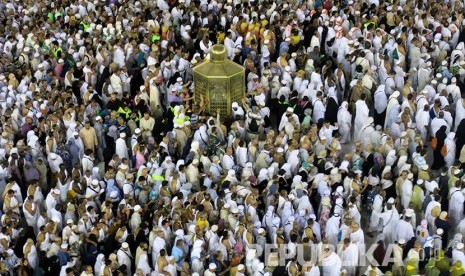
[324,97,339,125]
[432,125,447,170]
[456,119,465,159]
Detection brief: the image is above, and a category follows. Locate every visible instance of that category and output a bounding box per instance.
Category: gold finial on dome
[210,44,226,62]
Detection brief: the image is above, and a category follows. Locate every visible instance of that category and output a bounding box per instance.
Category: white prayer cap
[134,205,142,212]
[387,198,395,204]
[281,79,287,85]
[452,77,457,83]
[211,225,218,232]
[405,209,413,217]
[135,128,141,134]
[209,263,217,270]
[120,133,126,138]
[417,179,424,185]
[223,203,230,209]
[119,164,128,170]
[398,239,406,245]
[91,179,99,186]
[442,60,447,66]
[443,78,448,84]
[434,33,442,43]
[192,159,199,165]
[50,153,58,160]
[231,207,239,214]
[257,228,265,234]
[122,242,129,249]
[61,244,68,249]
[67,219,73,224]
[286,107,294,113]
[291,52,297,58]
[53,188,60,195]
[367,117,374,125]
[293,175,302,184]
[246,249,257,260]
[458,243,465,250]
[421,164,429,170]
[437,228,444,235]
[238,264,245,271]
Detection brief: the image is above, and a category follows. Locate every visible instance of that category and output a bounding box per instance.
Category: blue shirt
[57,251,70,266]
[172,245,184,266]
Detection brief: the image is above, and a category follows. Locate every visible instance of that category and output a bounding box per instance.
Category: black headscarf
[432,125,447,169]
[324,97,339,125]
[436,125,448,148]
[456,119,465,159]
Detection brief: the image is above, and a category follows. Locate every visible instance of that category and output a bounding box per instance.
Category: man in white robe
[444,132,457,167]
[447,78,461,103]
[369,188,384,234]
[449,182,465,228]
[455,98,465,131]
[312,91,326,123]
[349,223,364,245]
[325,214,341,248]
[379,198,400,245]
[117,242,133,275]
[415,105,431,143]
[431,111,450,136]
[353,97,369,141]
[373,85,387,127]
[384,91,401,130]
[417,63,431,91]
[452,243,465,265]
[129,205,142,232]
[115,133,129,161]
[416,90,429,114]
[395,213,415,243]
[337,101,352,144]
[151,231,166,267]
[278,107,300,131]
[359,117,375,149]
[48,153,64,174]
[340,238,359,276]
[321,247,342,275]
[401,174,413,209]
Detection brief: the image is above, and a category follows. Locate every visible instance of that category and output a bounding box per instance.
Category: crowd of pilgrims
[5,0,465,275]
